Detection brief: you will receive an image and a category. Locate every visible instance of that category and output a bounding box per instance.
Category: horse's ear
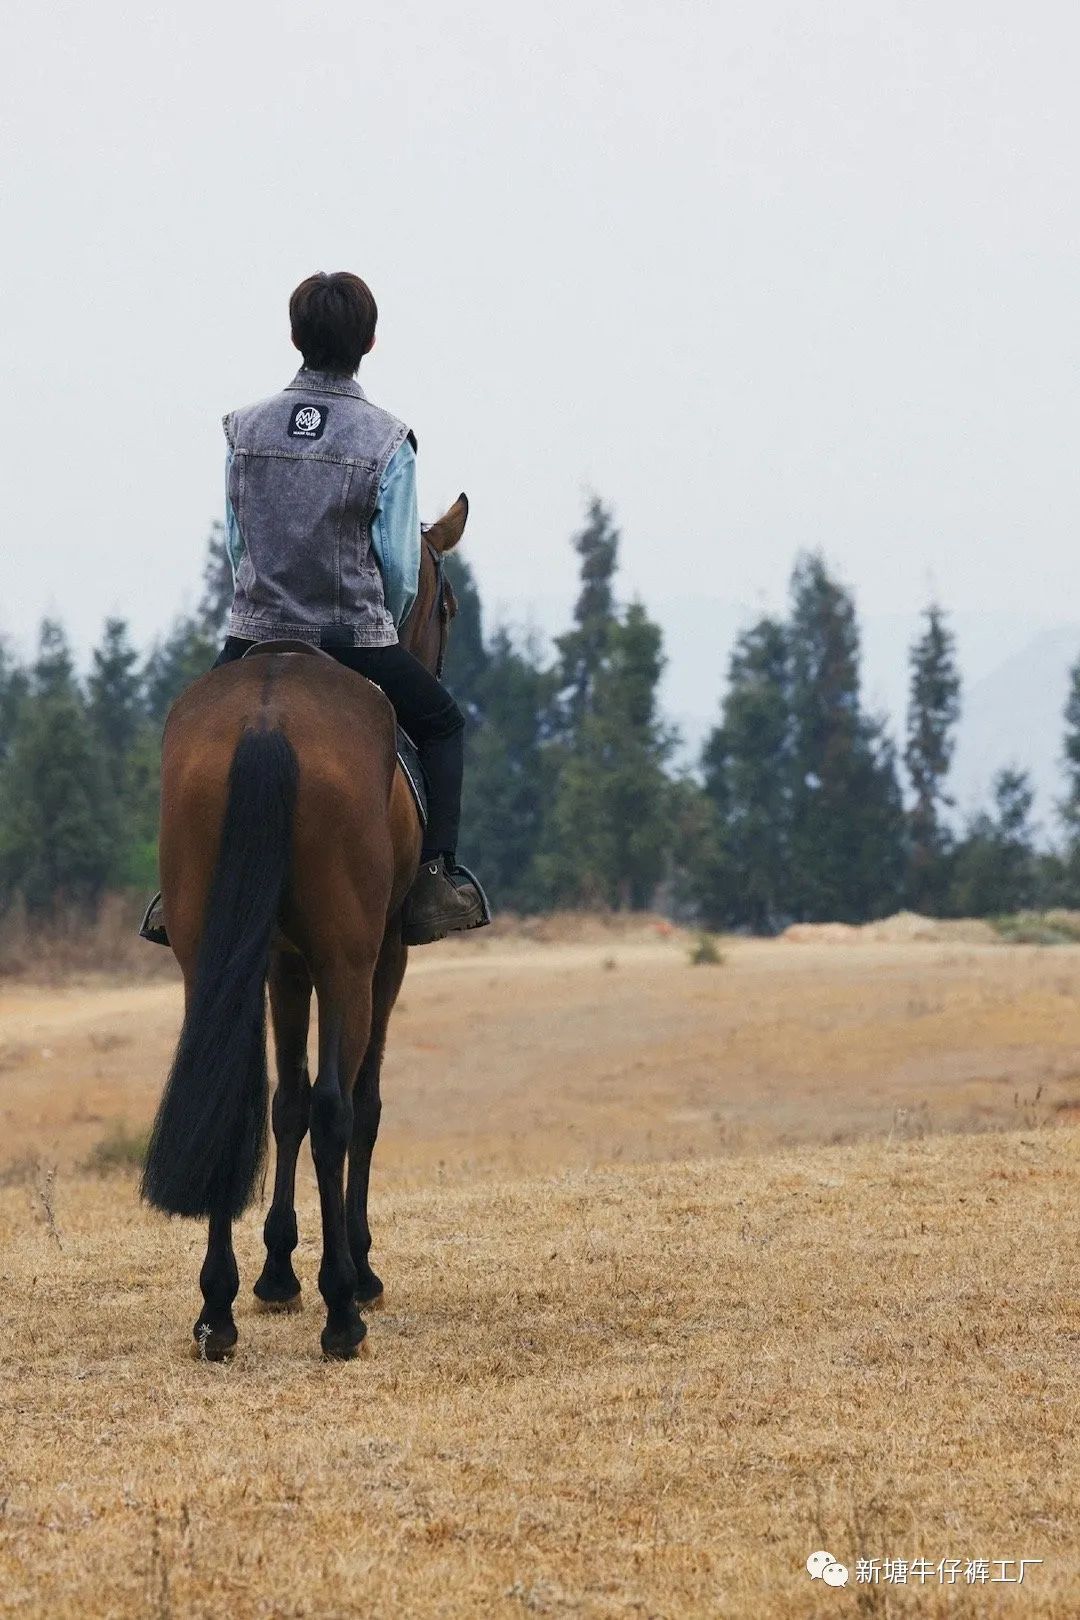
[426,492,469,554]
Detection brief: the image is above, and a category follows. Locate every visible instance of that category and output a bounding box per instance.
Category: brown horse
[141,495,467,1360]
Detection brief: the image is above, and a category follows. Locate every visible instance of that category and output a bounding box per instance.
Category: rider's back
[225,369,413,651]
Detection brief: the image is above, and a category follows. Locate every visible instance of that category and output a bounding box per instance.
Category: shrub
[82,1122,150,1174]
[992,911,1080,946]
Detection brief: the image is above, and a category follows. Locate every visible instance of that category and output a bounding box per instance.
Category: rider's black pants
[213,637,464,861]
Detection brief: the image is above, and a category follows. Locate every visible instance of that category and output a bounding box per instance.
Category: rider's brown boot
[402,857,488,947]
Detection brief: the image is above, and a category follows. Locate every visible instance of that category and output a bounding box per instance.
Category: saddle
[241,641,428,826]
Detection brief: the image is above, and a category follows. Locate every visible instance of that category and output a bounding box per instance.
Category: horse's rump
[158,656,420,965]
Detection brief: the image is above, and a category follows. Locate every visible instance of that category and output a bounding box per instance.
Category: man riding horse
[139,273,491,1361]
[143,269,489,946]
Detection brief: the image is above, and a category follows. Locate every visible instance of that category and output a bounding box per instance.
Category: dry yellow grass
[2,937,1080,1616]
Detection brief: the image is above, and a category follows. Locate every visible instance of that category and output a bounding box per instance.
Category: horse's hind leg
[347,926,407,1308]
[195,1211,239,1361]
[254,948,313,1310]
[310,964,376,1360]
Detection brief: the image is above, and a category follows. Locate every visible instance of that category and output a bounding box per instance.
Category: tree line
[2,498,1079,930]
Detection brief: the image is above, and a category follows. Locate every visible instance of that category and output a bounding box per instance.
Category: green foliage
[451,497,677,914]
[0,622,118,916]
[111,722,163,888]
[144,524,230,724]
[459,628,554,911]
[552,496,620,734]
[668,777,730,925]
[948,767,1037,917]
[537,600,675,909]
[787,554,905,923]
[688,933,724,966]
[0,501,1064,936]
[1062,653,1080,830]
[0,529,231,920]
[905,604,961,912]
[698,618,791,931]
[81,1120,151,1174]
[0,640,28,764]
[682,557,905,932]
[197,523,234,640]
[144,618,218,727]
[442,553,489,717]
[991,911,1080,946]
[89,619,144,792]
[1056,653,1080,907]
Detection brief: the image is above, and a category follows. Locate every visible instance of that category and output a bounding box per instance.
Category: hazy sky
[3,1,1078,704]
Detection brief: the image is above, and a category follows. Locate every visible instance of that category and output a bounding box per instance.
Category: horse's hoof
[190,1325,237,1363]
[322,1338,370,1362]
[321,1320,368,1361]
[253,1270,302,1308]
[356,1266,383,1310]
[253,1290,303,1314]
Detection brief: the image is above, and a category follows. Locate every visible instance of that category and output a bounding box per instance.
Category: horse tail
[142,726,299,1221]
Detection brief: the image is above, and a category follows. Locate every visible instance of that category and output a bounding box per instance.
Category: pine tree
[905,604,961,913]
[143,621,216,726]
[436,554,549,907]
[144,525,231,724]
[0,640,28,764]
[1059,652,1080,840]
[949,767,1036,917]
[198,521,234,639]
[459,629,553,909]
[699,617,791,931]
[553,497,620,732]
[88,618,144,795]
[112,721,162,889]
[1051,652,1080,903]
[539,602,674,908]
[0,621,117,915]
[668,778,730,926]
[442,553,490,722]
[34,618,76,696]
[787,554,904,922]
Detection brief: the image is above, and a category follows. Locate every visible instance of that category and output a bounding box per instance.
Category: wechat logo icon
[807,1550,849,1587]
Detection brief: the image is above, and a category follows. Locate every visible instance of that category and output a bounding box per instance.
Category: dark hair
[289,271,378,374]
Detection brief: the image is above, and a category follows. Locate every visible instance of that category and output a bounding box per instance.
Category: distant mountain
[950,625,1080,834]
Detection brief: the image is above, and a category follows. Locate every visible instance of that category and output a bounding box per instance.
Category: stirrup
[448,862,493,928]
[139,893,170,947]
[402,860,493,947]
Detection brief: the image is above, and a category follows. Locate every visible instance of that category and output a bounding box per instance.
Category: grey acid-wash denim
[225,369,413,648]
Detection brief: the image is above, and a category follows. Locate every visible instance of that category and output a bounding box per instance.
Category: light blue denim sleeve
[224,447,245,580]
[371,439,421,628]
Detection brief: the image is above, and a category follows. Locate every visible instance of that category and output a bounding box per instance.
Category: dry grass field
[2,929,1080,1616]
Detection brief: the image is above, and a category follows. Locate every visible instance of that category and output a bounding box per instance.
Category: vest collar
[285,368,367,399]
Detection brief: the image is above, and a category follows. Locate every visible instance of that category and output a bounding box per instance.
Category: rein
[429,543,450,680]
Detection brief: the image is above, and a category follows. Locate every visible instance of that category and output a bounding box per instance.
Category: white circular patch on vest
[294,407,322,433]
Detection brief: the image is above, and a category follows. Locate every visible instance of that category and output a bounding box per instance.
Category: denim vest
[225,369,412,648]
